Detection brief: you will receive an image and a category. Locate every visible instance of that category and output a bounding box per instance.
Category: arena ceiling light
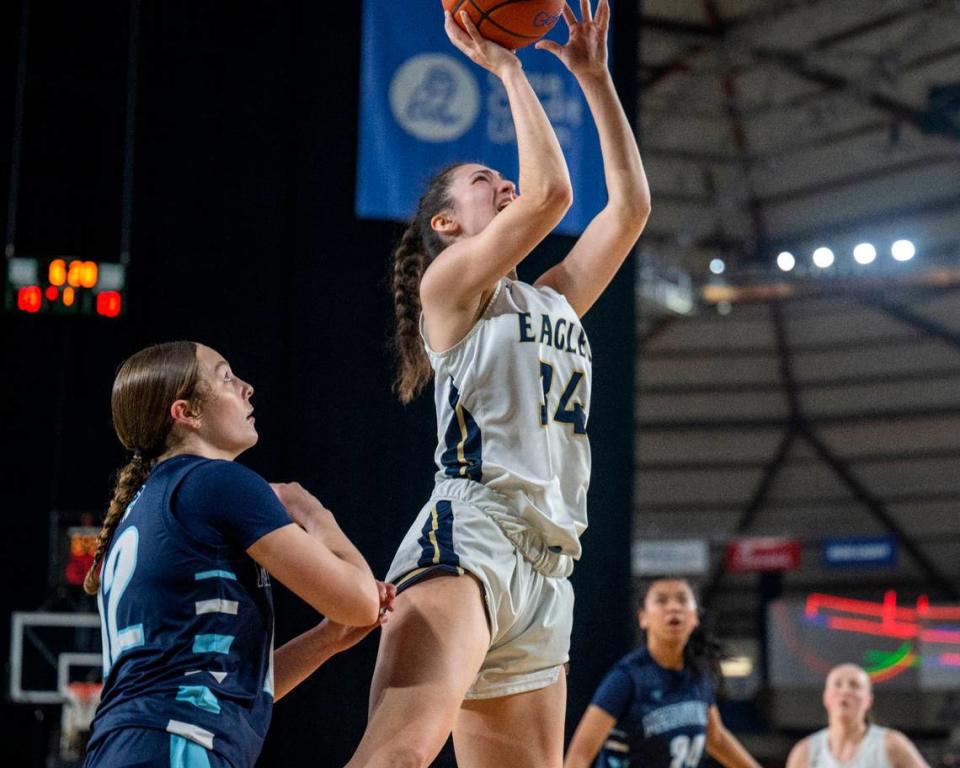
[777,251,795,272]
[812,247,835,269]
[853,243,877,265]
[891,239,916,262]
[709,258,726,275]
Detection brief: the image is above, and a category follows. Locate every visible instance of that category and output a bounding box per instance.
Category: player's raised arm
[420,11,572,349]
[534,0,651,317]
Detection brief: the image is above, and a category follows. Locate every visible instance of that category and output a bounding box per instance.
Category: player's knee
[376,744,433,768]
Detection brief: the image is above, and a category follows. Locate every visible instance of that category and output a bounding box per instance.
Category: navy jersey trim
[440,379,482,482]
[416,500,461,570]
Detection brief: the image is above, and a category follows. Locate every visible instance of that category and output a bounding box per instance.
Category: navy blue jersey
[87,455,292,768]
[592,648,715,768]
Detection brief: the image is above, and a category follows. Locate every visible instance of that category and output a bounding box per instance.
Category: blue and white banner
[356,1,610,235]
[822,536,897,568]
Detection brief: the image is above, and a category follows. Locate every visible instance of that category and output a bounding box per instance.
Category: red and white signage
[726,537,802,572]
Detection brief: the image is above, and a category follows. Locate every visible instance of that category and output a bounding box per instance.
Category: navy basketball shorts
[84,727,233,768]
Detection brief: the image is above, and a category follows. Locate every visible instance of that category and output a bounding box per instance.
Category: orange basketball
[443,0,565,50]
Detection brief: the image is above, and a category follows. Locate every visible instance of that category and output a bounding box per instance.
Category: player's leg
[344,573,491,768]
[452,672,567,768]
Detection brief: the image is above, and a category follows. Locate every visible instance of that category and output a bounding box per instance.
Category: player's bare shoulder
[785,735,811,768]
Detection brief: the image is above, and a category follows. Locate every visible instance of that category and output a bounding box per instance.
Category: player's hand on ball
[445,10,520,77]
[269,482,336,531]
[535,0,610,77]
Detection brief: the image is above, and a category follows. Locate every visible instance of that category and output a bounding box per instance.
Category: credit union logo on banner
[356,0,609,235]
[390,54,479,142]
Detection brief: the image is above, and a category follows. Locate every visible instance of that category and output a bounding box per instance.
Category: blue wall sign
[822,536,898,568]
[356,1,610,235]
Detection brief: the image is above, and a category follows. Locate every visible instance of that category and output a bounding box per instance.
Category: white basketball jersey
[809,726,890,768]
[424,277,592,557]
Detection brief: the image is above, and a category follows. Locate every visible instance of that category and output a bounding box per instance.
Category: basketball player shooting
[345,2,650,766]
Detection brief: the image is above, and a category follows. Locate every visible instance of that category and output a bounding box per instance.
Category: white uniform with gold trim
[386,277,592,699]
[428,276,592,557]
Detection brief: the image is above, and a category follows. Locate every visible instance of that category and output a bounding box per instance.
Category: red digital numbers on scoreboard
[96,290,122,318]
[17,285,42,313]
[5,257,126,317]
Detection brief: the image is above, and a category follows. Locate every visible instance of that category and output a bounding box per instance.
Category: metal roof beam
[638,404,960,431]
[800,425,960,599]
[759,154,960,208]
[868,297,960,353]
[637,445,960,473]
[752,47,928,130]
[809,1,941,51]
[637,488,960,515]
[641,333,923,361]
[767,193,960,249]
[639,14,723,38]
[701,425,799,608]
[638,365,960,396]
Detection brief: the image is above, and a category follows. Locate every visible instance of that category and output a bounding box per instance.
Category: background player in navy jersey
[81,340,391,768]
[346,2,650,767]
[565,577,761,768]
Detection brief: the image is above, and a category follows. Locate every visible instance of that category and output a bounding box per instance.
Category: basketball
[443,0,565,49]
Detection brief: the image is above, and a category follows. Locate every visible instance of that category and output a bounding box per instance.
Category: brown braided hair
[84,341,206,595]
[392,164,461,403]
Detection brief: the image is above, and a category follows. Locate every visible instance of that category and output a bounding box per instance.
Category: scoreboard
[5,257,126,317]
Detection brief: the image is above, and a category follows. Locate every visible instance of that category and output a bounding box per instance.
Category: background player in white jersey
[346,2,650,767]
[786,664,929,768]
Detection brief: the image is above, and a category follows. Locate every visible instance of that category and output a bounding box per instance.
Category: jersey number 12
[99,527,144,675]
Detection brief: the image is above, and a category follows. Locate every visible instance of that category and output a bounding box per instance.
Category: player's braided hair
[638,576,725,692]
[84,341,205,595]
[391,164,460,403]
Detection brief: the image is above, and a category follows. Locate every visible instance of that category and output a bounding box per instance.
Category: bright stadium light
[853,243,877,265]
[812,247,835,268]
[891,239,916,262]
[709,258,726,275]
[777,251,796,272]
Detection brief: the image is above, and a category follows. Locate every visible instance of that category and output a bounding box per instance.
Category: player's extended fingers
[580,0,592,23]
[596,0,610,29]
[459,9,486,46]
[534,38,564,57]
[561,2,578,29]
[444,10,474,52]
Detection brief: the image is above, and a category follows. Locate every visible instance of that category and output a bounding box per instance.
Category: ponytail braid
[392,224,433,403]
[390,163,461,403]
[84,454,155,594]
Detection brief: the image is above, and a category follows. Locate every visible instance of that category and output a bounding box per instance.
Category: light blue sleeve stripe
[170,733,212,768]
[192,634,235,654]
[194,570,237,581]
[176,685,221,714]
